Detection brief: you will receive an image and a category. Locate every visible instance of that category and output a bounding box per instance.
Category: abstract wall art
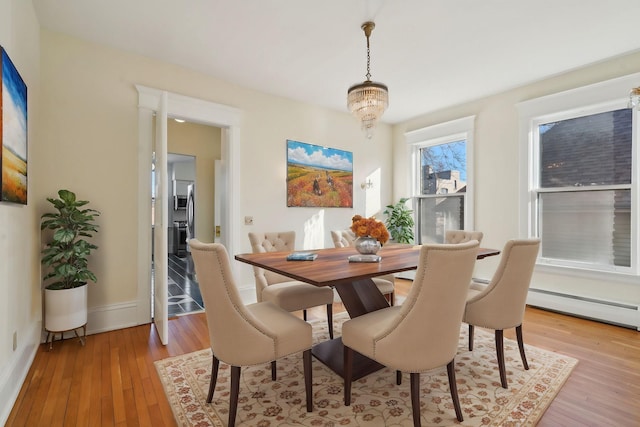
[1,45,28,205]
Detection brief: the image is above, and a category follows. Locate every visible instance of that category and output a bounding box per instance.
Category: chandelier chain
[366,34,371,81]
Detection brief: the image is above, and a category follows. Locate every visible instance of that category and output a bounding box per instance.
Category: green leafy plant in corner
[384,197,415,244]
[41,189,100,290]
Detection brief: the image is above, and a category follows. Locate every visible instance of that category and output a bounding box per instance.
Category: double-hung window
[519,74,639,277]
[406,116,475,243]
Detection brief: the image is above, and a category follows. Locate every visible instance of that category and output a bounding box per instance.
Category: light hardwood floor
[7,279,640,426]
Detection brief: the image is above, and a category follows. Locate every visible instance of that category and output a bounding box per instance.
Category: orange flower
[350,215,389,244]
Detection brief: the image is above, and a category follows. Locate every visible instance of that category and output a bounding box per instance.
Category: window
[406,116,475,244]
[519,74,639,276]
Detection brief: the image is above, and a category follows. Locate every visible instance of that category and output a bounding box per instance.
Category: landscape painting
[287,140,353,207]
[1,46,28,205]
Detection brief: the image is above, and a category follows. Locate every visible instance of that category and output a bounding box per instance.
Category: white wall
[0,1,41,424]
[393,51,640,323]
[1,22,393,421]
[34,29,392,320]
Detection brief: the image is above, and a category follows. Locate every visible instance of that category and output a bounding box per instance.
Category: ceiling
[33,0,640,124]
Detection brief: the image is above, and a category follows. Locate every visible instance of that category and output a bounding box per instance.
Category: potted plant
[41,189,100,340]
[383,198,415,244]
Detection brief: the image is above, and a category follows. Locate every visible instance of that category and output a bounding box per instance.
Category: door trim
[135,85,241,325]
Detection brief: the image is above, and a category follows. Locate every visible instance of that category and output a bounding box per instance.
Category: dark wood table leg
[312,337,385,380]
[334,278,391,317]
[311,278,389,380]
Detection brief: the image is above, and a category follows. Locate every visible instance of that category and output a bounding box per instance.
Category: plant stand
[43,285,88,351]
[45,324,86,351]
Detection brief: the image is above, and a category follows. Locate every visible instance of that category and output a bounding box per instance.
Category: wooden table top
[235,244,500,287]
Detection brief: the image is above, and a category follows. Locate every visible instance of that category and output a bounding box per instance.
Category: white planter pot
[44,284,88,332]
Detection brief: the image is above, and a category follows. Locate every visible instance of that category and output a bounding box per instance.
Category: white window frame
[405,116,476,237]
[518,73,639,279]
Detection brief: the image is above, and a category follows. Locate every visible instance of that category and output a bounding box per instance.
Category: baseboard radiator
[525,288,639,330]
[468,279,639,330]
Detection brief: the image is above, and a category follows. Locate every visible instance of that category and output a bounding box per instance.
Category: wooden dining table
[235,244,500,380]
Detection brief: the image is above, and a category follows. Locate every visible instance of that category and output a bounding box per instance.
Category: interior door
[153,92,169,344]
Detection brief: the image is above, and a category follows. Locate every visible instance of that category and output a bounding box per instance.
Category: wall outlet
[13,331,17,351]
[244,216,254,225]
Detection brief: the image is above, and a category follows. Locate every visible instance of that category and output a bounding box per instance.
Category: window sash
[415,194,465,244]
[536,189,631,271]
[519,73,639,276]
[406,116,475,243]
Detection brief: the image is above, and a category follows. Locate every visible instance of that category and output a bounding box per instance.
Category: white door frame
[135,85,241,327]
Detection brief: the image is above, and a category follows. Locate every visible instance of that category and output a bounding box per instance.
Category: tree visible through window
[417,140,467,243]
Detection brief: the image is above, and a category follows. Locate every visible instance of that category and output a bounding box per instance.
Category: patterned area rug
[155,313,577,426]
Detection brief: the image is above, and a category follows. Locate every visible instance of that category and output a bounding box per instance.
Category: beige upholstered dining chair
[189,239,313,427]
[463,238,540,389]
[248,231,334,339]
[445,229,484,244]
[330,229,396,305]
[342,240,480,426]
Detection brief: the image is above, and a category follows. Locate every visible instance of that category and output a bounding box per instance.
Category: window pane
[539,190,631,267]
[420,140,466,194]
[539,109,632,188]
[417,195,464,244]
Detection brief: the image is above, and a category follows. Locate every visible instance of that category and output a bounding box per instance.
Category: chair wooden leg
[303,309,307,321]
[207,354,220,403]
[344,346,353,406]
[303,349,313,412]
[326,304,334,339]
[447,360,464,422]
[389,292,395,306]
[396,370,402,385]
[495,329,508,388]
[410,372,422,427]
[468,324,474,351]
[229,365,241,427]
[271,361,277,380]
[516,324,529,370]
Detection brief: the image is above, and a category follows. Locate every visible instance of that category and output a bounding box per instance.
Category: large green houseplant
[384,197,415,244]
[41,189,100,289]
[41,189,100,341]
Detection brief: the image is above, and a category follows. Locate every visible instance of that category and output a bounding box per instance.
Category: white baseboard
[41,290,259,341]
[0,322,42,426]
[86,301,140,334]
[39,301,142,343]
[238,284,257,305]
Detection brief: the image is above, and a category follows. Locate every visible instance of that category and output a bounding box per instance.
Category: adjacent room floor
[167,253,204,317]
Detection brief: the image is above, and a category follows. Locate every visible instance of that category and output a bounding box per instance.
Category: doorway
[136,85,242,344]
[164,120,221,317]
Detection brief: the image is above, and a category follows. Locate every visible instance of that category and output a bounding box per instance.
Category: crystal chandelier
[347,21,389,139]
[628,87,640,109]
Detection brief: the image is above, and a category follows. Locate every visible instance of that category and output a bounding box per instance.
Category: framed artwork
[287,139,353,207]
[1,46,28,205]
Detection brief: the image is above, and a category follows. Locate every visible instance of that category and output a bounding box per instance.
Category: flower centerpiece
[350,215,390,255]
